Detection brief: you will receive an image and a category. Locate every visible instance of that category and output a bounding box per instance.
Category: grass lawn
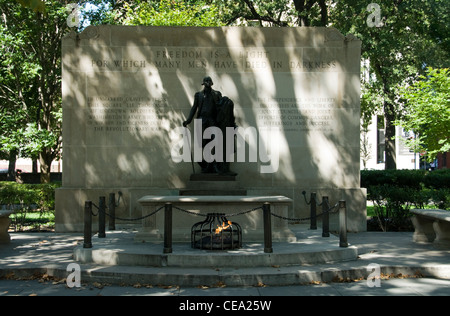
[367,205,375,217]
[8,211,55,232]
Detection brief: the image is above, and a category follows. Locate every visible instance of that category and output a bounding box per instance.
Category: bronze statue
[183,76,237,175]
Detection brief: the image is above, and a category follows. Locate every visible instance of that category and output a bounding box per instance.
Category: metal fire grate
[191,213,242,250]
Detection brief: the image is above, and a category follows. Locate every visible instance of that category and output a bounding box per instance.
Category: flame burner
[191,213,242,250]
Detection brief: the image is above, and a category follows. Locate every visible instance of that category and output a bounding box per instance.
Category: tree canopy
[395,67,450,161]
[15,0,45,13]
[331,0,449,169]
[1,0,68,182]
[120,0,224,26]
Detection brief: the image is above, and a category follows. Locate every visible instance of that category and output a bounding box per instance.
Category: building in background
[0,158,61,173]
[360,114,445,170]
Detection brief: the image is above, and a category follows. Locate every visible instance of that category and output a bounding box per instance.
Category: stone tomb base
[0,210,13,244]
[134,195,295,243]
[73,224,358,272]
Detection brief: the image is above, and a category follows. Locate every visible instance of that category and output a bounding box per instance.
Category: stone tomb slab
[135,195,295,243]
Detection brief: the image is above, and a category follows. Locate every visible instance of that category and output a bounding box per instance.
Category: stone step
[74,242,357,269]
[74,263,358,287]
[10,261,445,288]
[74,227,357,267]
[72,226,361,287]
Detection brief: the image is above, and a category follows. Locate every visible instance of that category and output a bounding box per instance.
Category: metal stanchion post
[263,202,273,253]
[339,200,348,247]
[164,203,173,253]
[108,193,116,231]
[322,196,330,237]
[83,201,92,248]
[310,192,317,230]
[98,196,106,238]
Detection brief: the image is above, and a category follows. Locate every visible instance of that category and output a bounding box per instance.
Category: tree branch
[241,0,289,26]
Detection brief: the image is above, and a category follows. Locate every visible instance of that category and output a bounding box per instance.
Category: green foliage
[395,67,450,161]
[211,0,294,26]
[121,0,224,27]
[0,181,60,231]
[15,0,45,13]
[332,0,450,169]
[362,169,450,231]
[0,108,26,156]
[0,0,67,181]
[0,182,60,210]
[361,169,450,190]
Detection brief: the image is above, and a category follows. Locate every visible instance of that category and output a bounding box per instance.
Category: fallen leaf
[92,282,104,289]
[414,271,424,278]
[214,281,226,288]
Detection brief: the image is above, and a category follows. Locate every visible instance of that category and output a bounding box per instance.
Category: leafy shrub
[361,169,450,231]
[0,182,60,231]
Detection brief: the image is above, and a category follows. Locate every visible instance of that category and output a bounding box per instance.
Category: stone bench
[0,210,14,244]
[410,209,450,249]
[135,195,295,243]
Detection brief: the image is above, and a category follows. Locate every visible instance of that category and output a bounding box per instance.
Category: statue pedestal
[135,195,296,243]
[179,174,246,196]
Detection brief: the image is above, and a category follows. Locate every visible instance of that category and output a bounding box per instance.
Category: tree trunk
[317,0,328,26]
[39,151,52,183]
[384,101,397,170]
[7,150,17,181]
[32,158,38,173]
[293,0,310,26]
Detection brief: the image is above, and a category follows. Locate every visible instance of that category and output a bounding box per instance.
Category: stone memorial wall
[56,26,366,232]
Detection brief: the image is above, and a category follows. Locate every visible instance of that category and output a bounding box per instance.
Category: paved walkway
[1,277,450,296]
[0,227,449,296]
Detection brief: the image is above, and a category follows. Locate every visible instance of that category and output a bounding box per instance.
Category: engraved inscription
[90,47,338,73]
[256,97,336,132]
[87,97,168,132]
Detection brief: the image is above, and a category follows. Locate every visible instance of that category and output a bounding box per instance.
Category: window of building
[376,115,385,164]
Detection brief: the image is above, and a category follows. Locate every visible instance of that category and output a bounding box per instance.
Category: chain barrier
[89,193,338,223]
[301,190,324,206]
[91,202,165,221]
[220,206,264,218]
[172,205,207,217]
[84,193,348,251]
[166,205,264,219]
[90,200,263,221]
[270,200,340,222]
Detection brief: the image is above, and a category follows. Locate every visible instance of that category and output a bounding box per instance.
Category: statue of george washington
[183,76,237,175]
